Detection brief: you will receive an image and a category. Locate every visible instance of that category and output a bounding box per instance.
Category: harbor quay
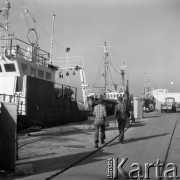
[0,110,180,180]
[0,1,180,180]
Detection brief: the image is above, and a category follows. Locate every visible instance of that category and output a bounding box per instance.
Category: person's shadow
[108,133,169,146]
[124,133,170,144]
[130,121,147,128]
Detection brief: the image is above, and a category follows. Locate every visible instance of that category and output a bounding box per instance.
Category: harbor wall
[0,103,17,172]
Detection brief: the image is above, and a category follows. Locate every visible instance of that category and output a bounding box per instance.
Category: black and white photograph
[0,0,180,179]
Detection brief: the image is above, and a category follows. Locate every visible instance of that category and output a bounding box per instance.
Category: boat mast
[50,14,55,64]
[144,73,150,97]
[120,62,127,91]
[0,0,11,47]
[101,41,109,98]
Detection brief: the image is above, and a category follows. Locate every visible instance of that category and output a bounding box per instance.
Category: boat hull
[17,76,87,131]
[92,98,118,116]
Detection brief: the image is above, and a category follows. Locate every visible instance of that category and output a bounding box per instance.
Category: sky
[2,0,180,101]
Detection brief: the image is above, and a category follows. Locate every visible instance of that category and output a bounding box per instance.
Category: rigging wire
[106,42,130,88]
[110,63,123,80]
[25,2,64,50]
[109,62,118,73]
[93,45,123,89]
[108,66,114,86]
[18,0,65,51]
[109,61,122,82]
[109,46,129,82]
[109,47,124,72]
[93,56,105,88]
[109,61,123,86]
[19,0,30,30]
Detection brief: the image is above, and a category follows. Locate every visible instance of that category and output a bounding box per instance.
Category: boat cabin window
[38,70,44,78]
[21,63,28,74]
[46,72,51,80]
[0,65,2,72]
[16,77,23,92]
[30,68,36,77]
[4,63,16,72]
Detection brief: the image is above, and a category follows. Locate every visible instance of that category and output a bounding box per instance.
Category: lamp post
[66,47,70,67]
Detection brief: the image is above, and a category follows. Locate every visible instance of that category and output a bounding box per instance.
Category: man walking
[93,98,107,148]
[114,95,127,144]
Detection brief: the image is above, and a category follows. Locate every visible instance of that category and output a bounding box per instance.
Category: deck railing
[0,84,77,115]
[54,83,77,101]
[0,38,50,67]
[0,93,26,115]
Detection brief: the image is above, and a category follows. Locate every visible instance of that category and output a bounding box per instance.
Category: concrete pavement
[165,112,180,175]
[1,111,180,179]
[0,115,127,179]
[51,111,180,180]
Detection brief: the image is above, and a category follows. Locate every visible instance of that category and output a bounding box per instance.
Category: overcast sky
[3,0,180,101]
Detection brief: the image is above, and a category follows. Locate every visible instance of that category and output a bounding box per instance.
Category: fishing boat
[87,41,130,115]
[0,0,88,131]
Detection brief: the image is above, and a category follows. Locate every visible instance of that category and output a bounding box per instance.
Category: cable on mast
[100,41,110,97]
[0,0,11,46]
[50,14,55,64]
[120,62,127,91]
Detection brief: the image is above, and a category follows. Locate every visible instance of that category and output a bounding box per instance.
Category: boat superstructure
[86,41,130,115]
[0,1,87,131]
[0,37,56,112]
[91,41,128,101]
[57,54,89,109]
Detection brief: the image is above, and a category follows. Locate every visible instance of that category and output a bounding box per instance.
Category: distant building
[148,89,180,110]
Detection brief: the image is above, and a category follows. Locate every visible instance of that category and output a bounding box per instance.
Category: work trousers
[117,119,126,142]
[94,124,105,143]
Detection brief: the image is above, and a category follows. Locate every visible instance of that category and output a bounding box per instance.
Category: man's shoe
[101,140,105,144]
[119,139,124,144]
